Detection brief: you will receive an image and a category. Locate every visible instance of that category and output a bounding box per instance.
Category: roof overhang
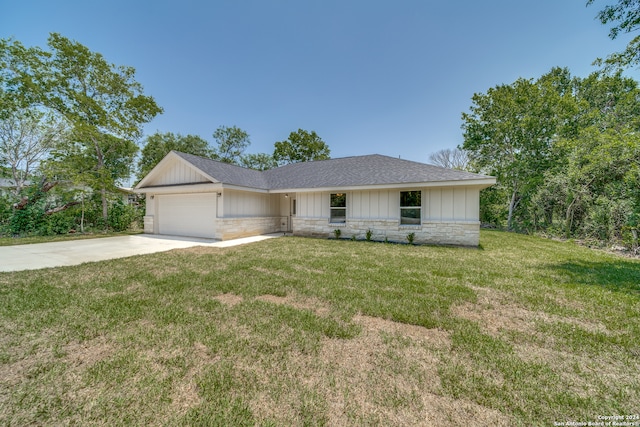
[134,183,221,194]
[134,182,271,194]
[269,178,496,194]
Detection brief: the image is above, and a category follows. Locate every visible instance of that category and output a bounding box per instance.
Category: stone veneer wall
[292,218,480,247]
[216,216,288,240]
[144,215,154,234]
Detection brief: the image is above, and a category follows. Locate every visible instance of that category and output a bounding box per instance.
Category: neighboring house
[134,151,495,246]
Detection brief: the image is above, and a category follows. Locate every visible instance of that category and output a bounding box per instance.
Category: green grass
[0,230,142,246]
[0,230,638,426]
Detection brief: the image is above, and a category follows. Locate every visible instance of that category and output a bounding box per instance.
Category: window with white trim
[400,191,421,225]
[330,193,346,223]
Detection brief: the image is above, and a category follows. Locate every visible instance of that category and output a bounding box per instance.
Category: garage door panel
[158,194,216,238]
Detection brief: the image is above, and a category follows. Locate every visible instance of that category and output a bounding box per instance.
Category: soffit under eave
[267,178,496,193]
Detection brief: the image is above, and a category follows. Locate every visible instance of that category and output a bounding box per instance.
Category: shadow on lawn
[548,259,640,295]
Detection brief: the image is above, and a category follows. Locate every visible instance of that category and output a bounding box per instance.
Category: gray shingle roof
[174,151,270,189]
[170,152,493,190]
[263,154,491,189]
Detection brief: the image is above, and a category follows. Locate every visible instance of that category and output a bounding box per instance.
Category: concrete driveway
[0,233,282,272]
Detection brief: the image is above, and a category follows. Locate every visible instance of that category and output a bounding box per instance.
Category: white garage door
[158,193,216,238]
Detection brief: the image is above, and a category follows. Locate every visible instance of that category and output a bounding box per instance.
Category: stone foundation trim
[216,216,288,240]
[143,215,154,233]
[293,217,480,246]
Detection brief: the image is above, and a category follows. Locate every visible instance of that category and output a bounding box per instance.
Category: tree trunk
[565,198,576,239]
[101,187,108,225]
[91,136,109,226]
[13,179,58,210]
[507,190,518,231]
[80,192,85,233]
[44,201,81,215]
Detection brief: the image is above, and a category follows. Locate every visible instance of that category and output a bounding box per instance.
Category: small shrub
[108,201,140,232]
[365,229,372,241]
[333,229,341,239]
[406,232,415,244]
[350,235,356,241]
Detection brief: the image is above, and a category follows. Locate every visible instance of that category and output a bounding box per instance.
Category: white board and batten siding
[296,187,480,222]
[146,158,211,187]
[222,189,280,217]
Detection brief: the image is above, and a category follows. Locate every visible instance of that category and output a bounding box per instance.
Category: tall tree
[0,108,66,196]
[428,148,470,170]
[587,0,640,70]
[273,129,330,165]
[137,132,213,179]
[240,152,278,170]
[212,125,250,165]
[32,33,162,222]
[532,71,640,241]
[461,68,578,230]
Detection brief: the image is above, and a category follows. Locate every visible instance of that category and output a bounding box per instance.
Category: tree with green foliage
[1,33,161,233]
[42,34,161,222]
[587,0,640,70]
[0,107,66,196]
[240,152,278,170]
[273,129,330,165]
[212,125,250,165]
[137,132,213,179]
[462,68,578,230]
[531,71,640,244]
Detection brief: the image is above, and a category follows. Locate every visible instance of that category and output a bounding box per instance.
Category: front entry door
[289,196,296,232]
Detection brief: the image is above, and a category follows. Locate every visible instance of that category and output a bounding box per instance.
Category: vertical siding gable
[148,159,212,186]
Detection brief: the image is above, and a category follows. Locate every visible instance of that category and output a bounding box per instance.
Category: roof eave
[269,178,496,193]
[133,182,221,194]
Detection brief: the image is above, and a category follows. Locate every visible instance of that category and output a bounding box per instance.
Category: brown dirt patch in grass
[355,315,451,348]
[238,305,511,426]
[170,342,220,414]
[214,293,244,307]
[452,286,611,337]
[313,314,509,426]
[64,337,113,369]
[255,294,332,315]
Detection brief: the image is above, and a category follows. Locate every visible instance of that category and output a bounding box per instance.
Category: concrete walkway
[0,233,283,272]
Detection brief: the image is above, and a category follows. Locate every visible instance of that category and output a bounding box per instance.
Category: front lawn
[0,230,638,426]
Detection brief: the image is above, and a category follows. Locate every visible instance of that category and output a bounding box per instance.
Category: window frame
[399,190,422,225]
[329,193,347,224]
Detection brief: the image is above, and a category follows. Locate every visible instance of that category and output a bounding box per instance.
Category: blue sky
[1,1,631,163]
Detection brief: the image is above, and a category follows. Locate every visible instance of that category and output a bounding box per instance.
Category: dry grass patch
[255,293,332,316]
[169,342,219,414]
[214,293,244,307]
[452,286,611,337]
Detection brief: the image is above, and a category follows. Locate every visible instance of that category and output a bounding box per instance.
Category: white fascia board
[269,178,496,194]
[133,183,221,194]
[220,183,270,193]
[134,182,271,195]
